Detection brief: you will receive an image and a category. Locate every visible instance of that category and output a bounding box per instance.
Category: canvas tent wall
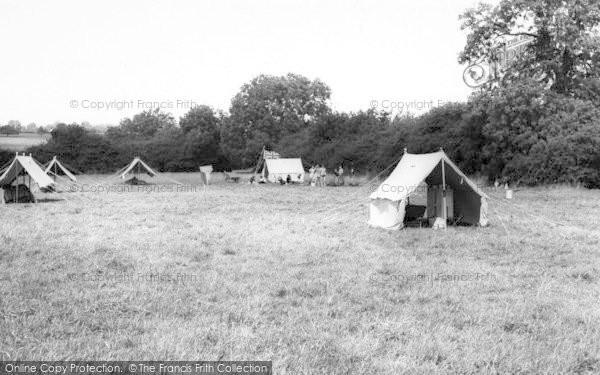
[117,157,159,180]
[0,154,55,203]
[45,156,77,182]
[254,147,281,174]
[368,150,488,230]
[262,158,305,183]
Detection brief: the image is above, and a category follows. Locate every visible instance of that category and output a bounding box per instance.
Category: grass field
[1,173,599,374]
[0,133,50,151]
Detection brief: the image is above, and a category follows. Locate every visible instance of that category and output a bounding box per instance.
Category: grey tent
[0,153,55,203]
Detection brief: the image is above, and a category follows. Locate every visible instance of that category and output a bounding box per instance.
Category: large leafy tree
[471,79,600,187]
[460,0,600,101]
[107,108,176,139]
[7,120,22,133]
[221,73,331,167]
[307,110,391,169]
[179,105,223,168]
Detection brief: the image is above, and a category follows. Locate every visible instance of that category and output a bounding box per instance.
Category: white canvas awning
[199,165,213,174]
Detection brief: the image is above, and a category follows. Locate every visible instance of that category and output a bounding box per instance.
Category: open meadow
[1,173,599,374]
[0,133,50,151]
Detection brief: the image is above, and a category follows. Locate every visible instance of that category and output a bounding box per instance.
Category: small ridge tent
[45,156,77,182]
[0,153,55,203]
[262,158,305,183]
[368,150,488,230]
[116,157,158,184]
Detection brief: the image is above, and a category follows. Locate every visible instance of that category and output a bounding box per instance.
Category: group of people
[249,174,299,185]
[308,165,327,187]
[249,164,356,186]
[309,164,351,187]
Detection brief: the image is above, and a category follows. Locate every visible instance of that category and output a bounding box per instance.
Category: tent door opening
[426,185,454,224]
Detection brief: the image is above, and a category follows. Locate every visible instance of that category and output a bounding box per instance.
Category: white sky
[0,0,488,126]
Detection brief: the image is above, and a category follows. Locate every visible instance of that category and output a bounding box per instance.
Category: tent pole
[29,173,32,204]
[441,156,447,230]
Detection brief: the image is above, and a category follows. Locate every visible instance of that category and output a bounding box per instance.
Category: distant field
[1,174,599,374]
[0,133,50,151]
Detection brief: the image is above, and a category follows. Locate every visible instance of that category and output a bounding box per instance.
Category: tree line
[1,0,599,187]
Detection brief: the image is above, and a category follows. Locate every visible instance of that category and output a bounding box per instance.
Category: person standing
[309,165,316,187]
[315,165,321,187]
[320,164,327,187]
[337,164,344,185]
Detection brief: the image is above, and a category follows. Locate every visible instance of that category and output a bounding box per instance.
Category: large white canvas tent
[254,147,305,183]
[0,153,55,203]
[262,158,305,183]
[45,156,77,182]
[369,150,488,230]
[254,147,281,174]
[116,157,159,180]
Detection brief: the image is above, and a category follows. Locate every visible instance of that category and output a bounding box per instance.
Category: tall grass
[1,176,599,374]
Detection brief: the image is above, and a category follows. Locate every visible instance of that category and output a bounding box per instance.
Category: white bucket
[505,189,513,199]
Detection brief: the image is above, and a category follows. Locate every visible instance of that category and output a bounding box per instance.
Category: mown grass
[1,174,599,374]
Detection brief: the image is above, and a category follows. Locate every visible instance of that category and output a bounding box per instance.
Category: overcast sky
[0,0,490,126]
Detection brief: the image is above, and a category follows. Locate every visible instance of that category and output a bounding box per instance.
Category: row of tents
[0,154,171,203]
[0,147,307,203]
[1,149,490,231]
